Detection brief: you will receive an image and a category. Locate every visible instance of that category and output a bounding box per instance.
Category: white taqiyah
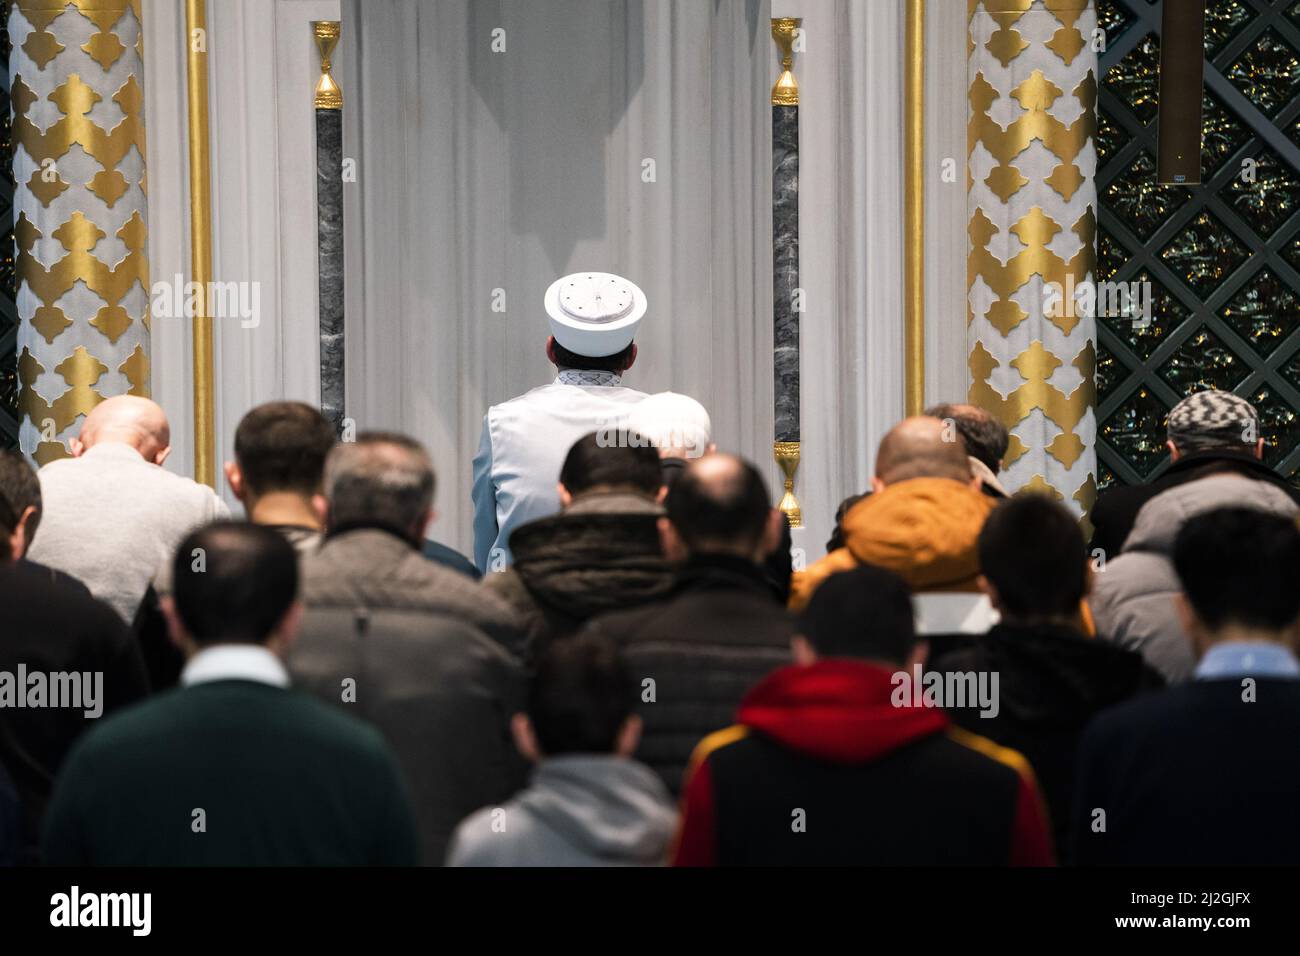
[624,391,713,458]
[544,272,647,357]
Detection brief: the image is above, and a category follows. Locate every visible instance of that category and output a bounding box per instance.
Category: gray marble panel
[317,108,345,433]
[773,104,799,443]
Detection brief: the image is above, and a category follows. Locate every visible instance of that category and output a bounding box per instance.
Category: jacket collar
[673,552,773,598]
[1166,447,1269,477]
[565,490,663,517]
[324,521,420,550]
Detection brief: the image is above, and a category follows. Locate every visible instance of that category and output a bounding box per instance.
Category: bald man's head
[663,453,779,560]
[73,396,172,465]
[874,416,974,489]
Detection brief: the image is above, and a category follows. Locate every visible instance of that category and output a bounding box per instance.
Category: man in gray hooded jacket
[447,634,676,867]
[1091,472,1300,683]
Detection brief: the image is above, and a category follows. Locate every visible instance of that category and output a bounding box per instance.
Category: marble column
[11,0,149,464]
[772,17,801,527]
[314,21,344,433]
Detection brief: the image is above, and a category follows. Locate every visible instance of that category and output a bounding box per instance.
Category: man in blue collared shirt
[1072,507,1300,864]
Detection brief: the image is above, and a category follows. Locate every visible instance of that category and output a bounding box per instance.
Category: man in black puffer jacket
[579,454,793,794]
[929,494,1162,858]
[482,433,673,666]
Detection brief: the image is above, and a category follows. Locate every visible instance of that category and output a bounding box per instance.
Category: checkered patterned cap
[1166,389,1258,451]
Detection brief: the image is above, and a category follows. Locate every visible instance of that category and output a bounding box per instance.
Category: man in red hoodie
[672,564,1054,866]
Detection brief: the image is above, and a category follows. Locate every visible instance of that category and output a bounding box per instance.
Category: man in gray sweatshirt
[447,634,676,867]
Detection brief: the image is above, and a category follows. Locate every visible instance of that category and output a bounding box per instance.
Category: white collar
[555,369,623,387]
[181,644,290,688]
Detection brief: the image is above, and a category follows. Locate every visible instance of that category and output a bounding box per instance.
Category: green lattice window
[1098,0,1300,491]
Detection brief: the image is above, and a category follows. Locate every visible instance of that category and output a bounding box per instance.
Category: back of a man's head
[923,403,1008,472]
[874,416,973,486]
[528,634,634,756]
[978,494,1087,622]
[558,432,662,500]
[0,449,41,558]
[797,565,917,665]
[551,340,636,374]
[665,454,770,556]
[76,395,171,461]
[234,401,336,498]
[1167,389,1260,456]
[171,521,298,646]
[323,432,435,539]
[1173,507,1300,638]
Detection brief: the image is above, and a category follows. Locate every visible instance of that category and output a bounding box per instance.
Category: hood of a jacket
[841,477,996,591]
[937,623,1158,724]
[1122,473,1299,555]
[520,755,676,862]
[509,493,672,617]
[737,660,948,763]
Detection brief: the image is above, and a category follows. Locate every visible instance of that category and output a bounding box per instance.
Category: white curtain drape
[341,0,774,557]
[342,0,919,559]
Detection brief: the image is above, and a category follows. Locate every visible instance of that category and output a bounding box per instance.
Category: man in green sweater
[44,522,418,866]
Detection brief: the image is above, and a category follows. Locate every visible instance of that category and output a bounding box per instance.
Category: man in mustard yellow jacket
[790,416,996,611]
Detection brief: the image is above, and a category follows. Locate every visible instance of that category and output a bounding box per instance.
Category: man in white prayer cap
[471,272,652,571]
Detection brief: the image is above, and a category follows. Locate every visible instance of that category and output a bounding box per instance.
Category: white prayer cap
[545,272,647,357]
[625,392,713,459]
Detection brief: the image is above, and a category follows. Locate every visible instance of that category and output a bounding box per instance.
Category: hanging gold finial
[313,21,342,110]
[771,18,800,106]
[774,441,803,528]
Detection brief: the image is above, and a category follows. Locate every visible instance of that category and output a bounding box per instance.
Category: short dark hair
[323,432,435,536]
[0,449,40,542]
[665,454,770,552]
[977,494,1087,619]
[234,401,336,497]
[528,634,634,755]
[924,403,1009,471]
[558,432,662,498]
[797,564,917,664]
[1173,507,1300,632]
[551,340,635,374]
[171,522,298,646]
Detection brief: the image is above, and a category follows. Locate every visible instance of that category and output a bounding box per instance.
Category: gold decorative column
[968,0,1097,515]
[904,0,926,416]
[185,0,215,487]
[11,0,149,464]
